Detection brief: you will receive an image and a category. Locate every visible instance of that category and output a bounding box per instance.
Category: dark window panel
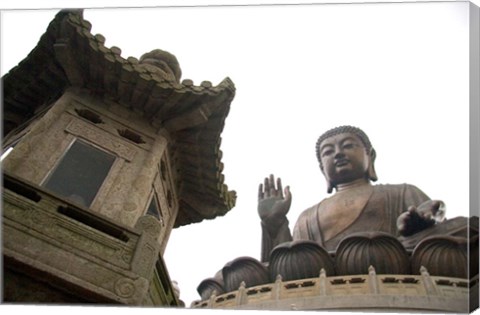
[43,140,115,207]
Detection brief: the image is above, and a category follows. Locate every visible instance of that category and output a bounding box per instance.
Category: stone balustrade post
[208,290,217,307]
[236,281,247,306]
[274,274,283,301]
[368,265,379,294]
[319,268,327,296]
[420,266,439,295]
[131,215,162,280]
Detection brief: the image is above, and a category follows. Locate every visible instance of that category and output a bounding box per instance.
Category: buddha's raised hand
[258,174,292,230]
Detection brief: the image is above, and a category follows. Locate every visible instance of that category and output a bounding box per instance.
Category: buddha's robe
[261,184,430,261]
[292,184,430,252]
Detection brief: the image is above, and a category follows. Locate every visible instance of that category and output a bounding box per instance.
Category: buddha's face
[318,132,370,187]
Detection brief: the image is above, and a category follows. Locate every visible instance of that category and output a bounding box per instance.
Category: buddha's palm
[257,175,292,231]
[258,195,290,222]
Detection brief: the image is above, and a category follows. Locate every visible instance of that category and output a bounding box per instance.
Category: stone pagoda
[2,9,236,305]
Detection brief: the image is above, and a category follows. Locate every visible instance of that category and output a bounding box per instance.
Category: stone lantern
[2,9,236,305]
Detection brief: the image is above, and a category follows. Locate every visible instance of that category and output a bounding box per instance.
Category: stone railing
[192,266,476,312]
[2,172,171,305]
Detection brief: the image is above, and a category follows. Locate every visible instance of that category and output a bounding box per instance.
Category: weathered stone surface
[411,235,469,278]
[192,270,474,312]
[3,180,150,304]
[197,278,225,301]
[2,8,237,308]
[269,240,334,281]
[335,232,411,276]
[222,257,270,292]
[3,170,183,304]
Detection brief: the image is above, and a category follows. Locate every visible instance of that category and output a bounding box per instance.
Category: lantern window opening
[41,138,116,208]
[146,189,163,224]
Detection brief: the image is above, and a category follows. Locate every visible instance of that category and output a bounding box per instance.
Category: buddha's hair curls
[315,125,373,166]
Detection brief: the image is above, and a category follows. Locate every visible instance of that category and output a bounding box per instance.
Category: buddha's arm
[258,175,293,262]
[260,218,292,262]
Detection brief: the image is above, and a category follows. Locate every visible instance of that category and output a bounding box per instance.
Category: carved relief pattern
[70,99,154,150]
[65,119,136,161]
[4,194,36,216]
[139,219,161,237]
[3,194,61,247]
[114,278,136,298]
[140,244,155,272]
[26,208,54,228]
[160,153,176,214]
[129,238,158,279]
[56,224,116,257]
[121,250,133,264]
[4,114,75,184]
[6,192,135,270]
[55,220,138,270]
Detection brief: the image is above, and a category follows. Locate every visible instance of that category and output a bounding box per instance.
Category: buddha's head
[315,126,377,193]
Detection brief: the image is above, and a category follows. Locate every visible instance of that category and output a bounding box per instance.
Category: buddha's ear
[320,164,335,194]
[367,148,378,182]
[326,181,335,194]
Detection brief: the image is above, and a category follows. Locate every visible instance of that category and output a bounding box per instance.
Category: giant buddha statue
[195,125,477,307]
[258,125,463,261]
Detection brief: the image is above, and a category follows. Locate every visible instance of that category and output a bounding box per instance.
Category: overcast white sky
[1,0,478,309]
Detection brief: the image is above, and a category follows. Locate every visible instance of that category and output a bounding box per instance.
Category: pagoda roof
[2,9,236,228]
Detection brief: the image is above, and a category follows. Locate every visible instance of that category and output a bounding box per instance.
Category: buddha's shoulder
[297,201,322,221]
[373,183,421,191]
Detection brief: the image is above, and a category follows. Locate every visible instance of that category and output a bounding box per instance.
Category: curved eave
[2,9,237,227]
[171,93,237,227]
[2,11,71,136]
